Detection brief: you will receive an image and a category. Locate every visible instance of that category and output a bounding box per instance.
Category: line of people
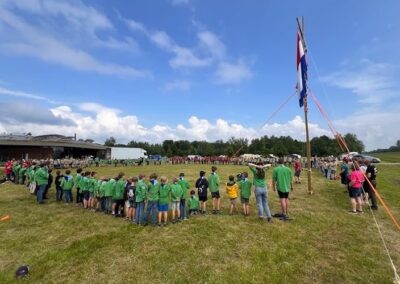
[13,159,294,225]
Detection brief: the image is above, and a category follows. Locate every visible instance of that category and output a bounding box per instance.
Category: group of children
[20,164,256,226]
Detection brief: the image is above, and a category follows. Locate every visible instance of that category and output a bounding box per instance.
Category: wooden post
[303,96,313,194]
[297,16,313,194]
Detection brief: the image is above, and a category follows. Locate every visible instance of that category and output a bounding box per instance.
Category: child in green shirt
[178,172,191,220]
[88,172,97,210]
[158,176,170,226]
[61,170,74,203]
[239,172,252,216]
[188,190,200,216]
[170,177,183,223]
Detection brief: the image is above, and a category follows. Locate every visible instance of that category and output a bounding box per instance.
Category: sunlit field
[0,163,399,283]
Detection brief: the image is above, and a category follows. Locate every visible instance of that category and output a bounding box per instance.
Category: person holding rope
[248,162,273,223]
[363,160,378,210]
[348,163,365,214]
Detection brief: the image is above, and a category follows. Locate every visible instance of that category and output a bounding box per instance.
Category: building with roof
[0,134,107,161]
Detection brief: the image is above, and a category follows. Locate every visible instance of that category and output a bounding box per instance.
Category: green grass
[370,151,400,163]
[0,164,399,283]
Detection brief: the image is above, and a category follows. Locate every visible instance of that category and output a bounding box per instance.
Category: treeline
[104,133,364,157]
[369,140,400,153]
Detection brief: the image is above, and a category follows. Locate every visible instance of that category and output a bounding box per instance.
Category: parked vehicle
[352,154,381,163]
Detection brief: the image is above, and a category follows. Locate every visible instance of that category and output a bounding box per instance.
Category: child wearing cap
[195,171,209,214]
[226,175,239,215]
[188,190,200,215]
[239,172,252,216]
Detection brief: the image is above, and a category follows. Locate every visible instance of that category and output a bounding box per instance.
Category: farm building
[0,134,107,161]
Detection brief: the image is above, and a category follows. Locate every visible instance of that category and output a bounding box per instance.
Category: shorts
[278,190,289,199]
[241,197,249,204]
[211,191,220,199]
[129,200,137,208]
[158,203,168,212]
[199,195,208,202]
[295,170,301,177]
[171,201,180,210]
[83,191,90,200]
[113,199,125,206]
[230,198,237,204]
[349,188,362,198]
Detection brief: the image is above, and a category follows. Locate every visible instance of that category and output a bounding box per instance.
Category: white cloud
[0,86,54,102]
[321,59,398,104]
[163,80,191,92]
[215,60,252,84]
[0,101,334,146]
[261,115,332,141]
[124,18,212,69]
[0,1,148,77]
[169,0,190,6]
[197,31,226,59]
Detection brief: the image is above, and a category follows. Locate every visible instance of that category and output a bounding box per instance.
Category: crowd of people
[4,159,294,225]
[339,157,379,213]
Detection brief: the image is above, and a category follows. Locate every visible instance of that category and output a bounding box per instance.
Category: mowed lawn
[370,151,400,163]
[0,164,399,283]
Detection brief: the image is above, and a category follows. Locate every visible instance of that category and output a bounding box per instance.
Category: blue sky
[0,0,399,150]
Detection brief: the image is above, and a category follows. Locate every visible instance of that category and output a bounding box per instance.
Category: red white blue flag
[297,28,307,107]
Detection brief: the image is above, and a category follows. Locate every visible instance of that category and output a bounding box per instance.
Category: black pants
[364,180,378,208]
[56,186,63,201]
[76,187,82,203]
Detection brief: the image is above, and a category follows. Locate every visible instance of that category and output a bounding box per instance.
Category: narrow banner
[297,29,308,107]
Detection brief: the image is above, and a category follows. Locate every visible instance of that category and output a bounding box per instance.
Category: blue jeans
[255,186,272,218]
[136,202,145,224]
[180,199,186,219]
[101,197,106,211]
[36,184,47,203]
[142,201,158,224]
[106,197,113,212]
[64,190,72,203]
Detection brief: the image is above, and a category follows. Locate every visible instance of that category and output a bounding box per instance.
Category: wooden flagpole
[297,17,313,195]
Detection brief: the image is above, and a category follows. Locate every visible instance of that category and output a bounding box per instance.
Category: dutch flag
[297,29,308,107]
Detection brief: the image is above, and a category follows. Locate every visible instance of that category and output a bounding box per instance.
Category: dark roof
[0,134,107,150]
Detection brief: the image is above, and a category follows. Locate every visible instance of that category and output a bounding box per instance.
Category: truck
[106,147,148,160]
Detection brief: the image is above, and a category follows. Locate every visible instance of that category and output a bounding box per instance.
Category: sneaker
[267,217,273,223]
[158,223,162,227]
[348,210,357,214]
[371,206,378,210]
[356,210,364,214]
[183,218,188,221]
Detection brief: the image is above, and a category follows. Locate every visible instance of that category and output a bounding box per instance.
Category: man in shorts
[196,171,209,214]
[272,158,293,221]
[294,158,302,184]
[208,166,220,214]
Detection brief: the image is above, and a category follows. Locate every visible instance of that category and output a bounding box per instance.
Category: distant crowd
[3,159,295,225]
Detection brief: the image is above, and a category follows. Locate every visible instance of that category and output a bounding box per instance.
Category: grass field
[0,164,399,283]
[370,151,400,163]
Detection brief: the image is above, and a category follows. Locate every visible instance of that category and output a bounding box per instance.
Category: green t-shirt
[272,165,292,193]
[147,181,160,201]
[104,179,116,197]
[135,180,147,202]
[61,175,74,190]
[113,179,126,200]
[178,178,190,199]
[158,183,171,205]
[74,174,83,189]
[250,167,266,187]
[88,177,96,193]
[170,183,183,202]
[188,195,200,210]
[34,167,49,186]
[99,181,106,197]
[239,179,252,199]
[341,163,349,177]
[81,177,89,192]
[208,172,220,193]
